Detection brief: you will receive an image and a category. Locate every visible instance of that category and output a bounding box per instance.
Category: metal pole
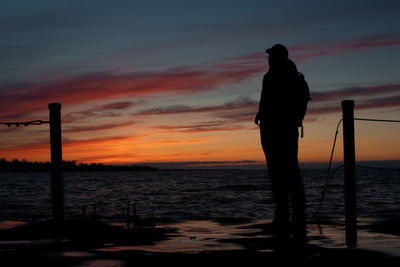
[48,103,64,229]
[341,100,357,247]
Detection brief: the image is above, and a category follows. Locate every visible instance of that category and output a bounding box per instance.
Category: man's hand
[254,112,260,126]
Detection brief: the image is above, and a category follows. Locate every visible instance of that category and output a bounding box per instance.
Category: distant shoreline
[0,159,158,172]
[1,158,399,172]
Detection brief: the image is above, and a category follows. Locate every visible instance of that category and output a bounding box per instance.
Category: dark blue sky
[2,0,399,84]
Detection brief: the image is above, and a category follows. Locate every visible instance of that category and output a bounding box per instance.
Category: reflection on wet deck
[95,218,400,257]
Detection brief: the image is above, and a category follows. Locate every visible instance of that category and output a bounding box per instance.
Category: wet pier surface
[0,217,400,266]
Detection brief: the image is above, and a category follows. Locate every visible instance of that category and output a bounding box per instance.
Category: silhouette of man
[255,44,309,243]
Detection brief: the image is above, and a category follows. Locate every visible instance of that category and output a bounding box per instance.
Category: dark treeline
[0,158,158,172]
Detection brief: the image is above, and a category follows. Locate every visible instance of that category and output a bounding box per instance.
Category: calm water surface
[0,168,399,223]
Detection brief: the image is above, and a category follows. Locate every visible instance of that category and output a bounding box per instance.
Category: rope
[311,116,400,232]
[0,120,49,127]
[355,118,400,123]
[311,119,343,220]
[326,119,342,179]
[310,119,343,234]
[354,117,400,172]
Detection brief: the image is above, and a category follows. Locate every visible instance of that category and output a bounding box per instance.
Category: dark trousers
[260,125,306,239]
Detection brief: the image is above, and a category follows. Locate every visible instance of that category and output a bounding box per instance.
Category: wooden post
[341,100,357,247]
[48,103,64,229]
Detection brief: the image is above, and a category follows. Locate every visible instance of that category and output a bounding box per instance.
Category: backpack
[295,72,311,137]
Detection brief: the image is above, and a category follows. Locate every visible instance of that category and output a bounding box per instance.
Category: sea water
[0,168,399,224]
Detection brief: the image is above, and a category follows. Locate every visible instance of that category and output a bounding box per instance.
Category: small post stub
[341,100,357,247]
[48,103,64,230]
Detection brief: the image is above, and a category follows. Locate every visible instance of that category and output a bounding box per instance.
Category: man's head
[266,44,288,66]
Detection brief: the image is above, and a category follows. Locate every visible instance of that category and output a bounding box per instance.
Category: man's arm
[255,74,268,126]
[254,112,260,126]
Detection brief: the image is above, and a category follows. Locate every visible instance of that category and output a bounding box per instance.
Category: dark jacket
[258,58,303,129]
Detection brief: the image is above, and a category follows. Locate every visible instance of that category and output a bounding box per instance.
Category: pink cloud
[63,101,140,123]
[96,101,137,111]
[308,94,400,115]
[290,33,400,63]
[140,83,400,121]
[152,120,248,133]
[311,84,400,102]
[1,33,399,122]
[357,94,400,111]
[135,97,256,115]
[0,67,261,121]
[64,121,136,133]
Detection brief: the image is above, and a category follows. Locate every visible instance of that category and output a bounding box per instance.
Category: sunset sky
[1,0,400,168]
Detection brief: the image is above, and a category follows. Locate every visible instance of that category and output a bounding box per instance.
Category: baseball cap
[265,44,289,58]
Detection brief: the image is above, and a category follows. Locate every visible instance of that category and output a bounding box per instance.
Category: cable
[354,117,400,173]
[355,118,400,123]
[0,120,49,127]
[311,116,400,233]
[311,119,343,219]
[326,119,343,180]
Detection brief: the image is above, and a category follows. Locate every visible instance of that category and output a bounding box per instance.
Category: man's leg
[286,132,307,242]
[261,130,291,239]
[290,168,307,242]
[270,170,290,239]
